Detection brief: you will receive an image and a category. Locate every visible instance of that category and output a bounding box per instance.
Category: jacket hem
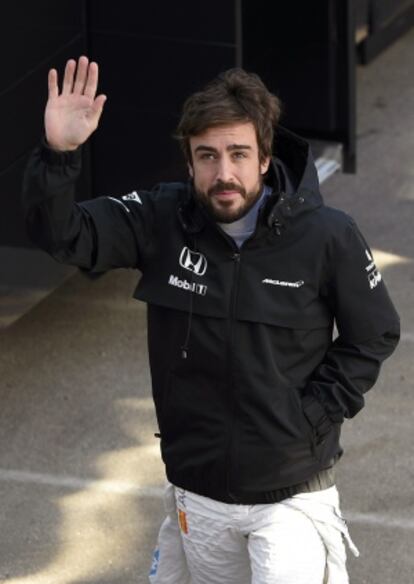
[167,467,336,505]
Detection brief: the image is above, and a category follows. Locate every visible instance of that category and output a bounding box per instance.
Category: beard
[194,177,264,224]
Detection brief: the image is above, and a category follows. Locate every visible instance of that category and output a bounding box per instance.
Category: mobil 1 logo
[168,246,208,296]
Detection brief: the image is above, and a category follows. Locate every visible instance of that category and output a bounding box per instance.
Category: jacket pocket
[300,393,342,465]
[301,394,332,442]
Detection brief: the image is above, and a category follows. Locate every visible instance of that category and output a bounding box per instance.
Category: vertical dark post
[338,0,357,173]
[235,0,243,68]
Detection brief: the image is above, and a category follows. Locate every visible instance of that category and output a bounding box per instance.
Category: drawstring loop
[181,236,197,359]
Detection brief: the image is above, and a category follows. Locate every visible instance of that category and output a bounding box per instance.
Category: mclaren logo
[179,247,208,276]
[262,278,305,288]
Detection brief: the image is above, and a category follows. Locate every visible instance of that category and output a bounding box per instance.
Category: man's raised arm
[23,57,152,273]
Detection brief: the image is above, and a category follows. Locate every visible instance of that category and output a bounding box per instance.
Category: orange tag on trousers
[178,509,189,534]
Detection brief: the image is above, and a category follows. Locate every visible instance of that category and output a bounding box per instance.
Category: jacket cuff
[40,137,82,166]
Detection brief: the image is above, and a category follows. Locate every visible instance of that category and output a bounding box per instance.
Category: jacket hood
[272,126,320,196]
[178,126,323,235]
[264,126,323,231]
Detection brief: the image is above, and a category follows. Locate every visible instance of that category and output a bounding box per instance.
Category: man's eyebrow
[194,145,217,153]
[194,144,252,153]
[227,144,252,151]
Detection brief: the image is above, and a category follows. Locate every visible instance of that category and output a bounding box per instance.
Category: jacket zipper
[226,250,241,501]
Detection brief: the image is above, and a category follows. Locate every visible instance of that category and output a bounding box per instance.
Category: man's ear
[260,156,271,175]
[188,163,194,178]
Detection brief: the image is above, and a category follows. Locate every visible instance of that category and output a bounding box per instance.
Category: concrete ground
[0,29,413,584]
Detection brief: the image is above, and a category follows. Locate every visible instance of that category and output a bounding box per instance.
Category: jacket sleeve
[302,218,400,432]
[22,142,155,273]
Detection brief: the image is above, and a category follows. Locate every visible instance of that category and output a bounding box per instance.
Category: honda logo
[179,247,208,276]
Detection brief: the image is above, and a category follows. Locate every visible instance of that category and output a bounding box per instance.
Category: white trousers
[149,483,358,584]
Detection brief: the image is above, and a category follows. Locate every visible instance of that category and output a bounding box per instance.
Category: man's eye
[233,151,247,159]
[200,153,216,160]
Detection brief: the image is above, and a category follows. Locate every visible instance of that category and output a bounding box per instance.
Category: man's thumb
[92,94,107,118]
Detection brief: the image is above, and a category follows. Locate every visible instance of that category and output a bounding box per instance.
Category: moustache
[208,181,246,198]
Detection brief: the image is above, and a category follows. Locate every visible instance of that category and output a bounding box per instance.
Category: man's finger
[84,62,99,99]
[48,69,58,99]
[73,55,89,95]
[62,59,76,95]
[91,94,107,122]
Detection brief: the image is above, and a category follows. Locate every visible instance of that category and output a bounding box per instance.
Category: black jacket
[23,127,400,503]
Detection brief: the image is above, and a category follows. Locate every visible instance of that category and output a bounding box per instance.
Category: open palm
[45,56,107,151]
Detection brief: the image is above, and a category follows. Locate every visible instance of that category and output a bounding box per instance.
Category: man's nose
[216,156,234,182]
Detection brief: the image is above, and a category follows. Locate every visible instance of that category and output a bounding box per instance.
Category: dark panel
[0,0,90,248]
[242,0,356,171]
[0,1,84,94]
[88,0,237,44]
[0,0,85,172]
[92,106,187,194]
[243,1,337,133]
[88,3,238,193]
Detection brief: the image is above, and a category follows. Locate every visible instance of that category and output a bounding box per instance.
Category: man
[23,56,400,583]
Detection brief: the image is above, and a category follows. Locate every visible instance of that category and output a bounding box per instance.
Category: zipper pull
[231,252,241,262]
[272,220,283,236]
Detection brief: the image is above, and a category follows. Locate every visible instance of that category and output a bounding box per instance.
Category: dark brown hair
[176,68,282,164]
